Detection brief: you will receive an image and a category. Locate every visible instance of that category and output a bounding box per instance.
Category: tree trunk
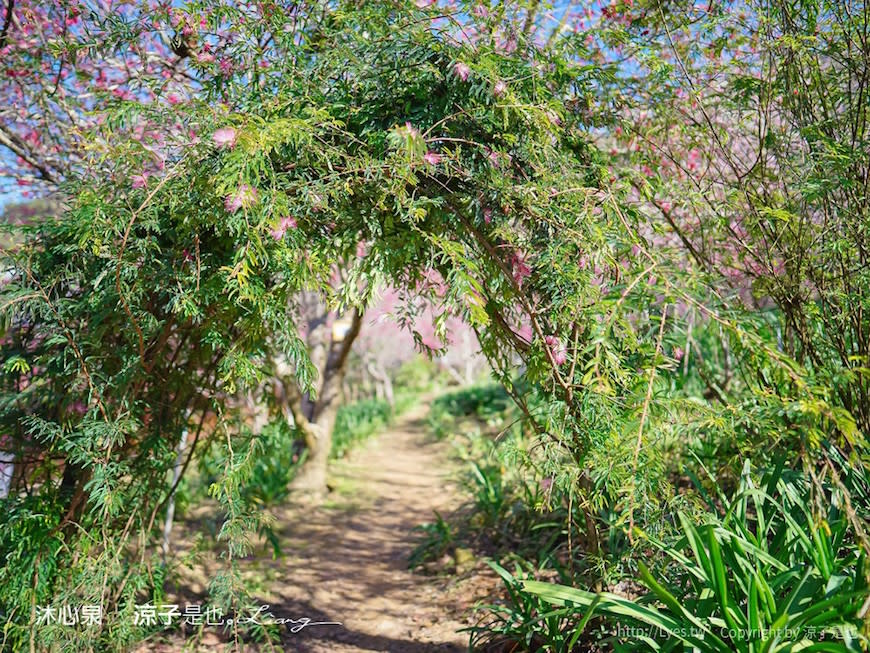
[283,308,363,496]
[382,372,394,407]
[289,410,337,494]
[162,428,189,558]
[0,451,13,498]
[366,359,394,408]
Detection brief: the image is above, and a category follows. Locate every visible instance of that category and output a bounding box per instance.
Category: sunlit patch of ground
[138,401,499,652]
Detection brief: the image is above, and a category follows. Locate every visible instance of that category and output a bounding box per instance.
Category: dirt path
[261,400,470,652]
[158,399,475,652]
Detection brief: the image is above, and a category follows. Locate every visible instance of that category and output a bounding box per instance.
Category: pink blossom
[509,251,532,288]
[404,121,421,139]
[452,62,471,81]
[212,127,237,148]
[540,476,554,491]
[131,174,149,189]
[472,4,490,18]
[499,36,518,54]
[423,151,441,165]
[483,208,492,224]
[487,149,509,168]
[197,51,215,64]
[415,0,435,6]
[166,93,181,105]
[269,215,297,240]
[493,80,508,98]
[544,335,568,366]
[673,346,685,360]
[224,184,257,212]
[225,195,244,213]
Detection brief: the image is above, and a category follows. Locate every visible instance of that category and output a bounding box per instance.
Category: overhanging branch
[0,0,14,50]
[0,126,57,184]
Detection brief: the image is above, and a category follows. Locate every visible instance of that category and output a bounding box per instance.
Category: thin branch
[628,304,669,543]
[0,0,14,50]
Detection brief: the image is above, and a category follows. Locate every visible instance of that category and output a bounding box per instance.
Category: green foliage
[427,382,516,441]
[330,398,394,460]
[524,463,869,652]
[197,418,305,509]
[416,388,588,575]
[393,357,441,394]
[430,383,514,425]
[467,560,593,653]
[408,511,455,570]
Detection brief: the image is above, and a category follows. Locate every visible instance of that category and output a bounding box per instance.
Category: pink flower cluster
[402,121,421,139]
[544,335,568,366]
[270,215,297,240]
[225,184,257,212]
[212,127,237,148]
[509,251,532,288]
[487,149,510,169]
[453,62,471,81]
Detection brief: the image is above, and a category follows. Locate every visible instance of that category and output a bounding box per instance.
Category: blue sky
[0,188,25,213]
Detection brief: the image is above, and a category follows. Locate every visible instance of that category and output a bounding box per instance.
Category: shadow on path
[157,401,471,653]
[261,402,469,652]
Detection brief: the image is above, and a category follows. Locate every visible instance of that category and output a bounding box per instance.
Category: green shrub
[394,357,442,394]
[331,398,394,459]
[409,511,455,570]
[193,419,305,509]
[466,560,594,653]
[415,397,581,573]
[428,383,515,440]
[245,420,307,506]
[524,462,869,652]
[431,383,513,421]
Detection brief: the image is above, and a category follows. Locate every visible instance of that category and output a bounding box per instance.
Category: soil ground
[142,400,496,652]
